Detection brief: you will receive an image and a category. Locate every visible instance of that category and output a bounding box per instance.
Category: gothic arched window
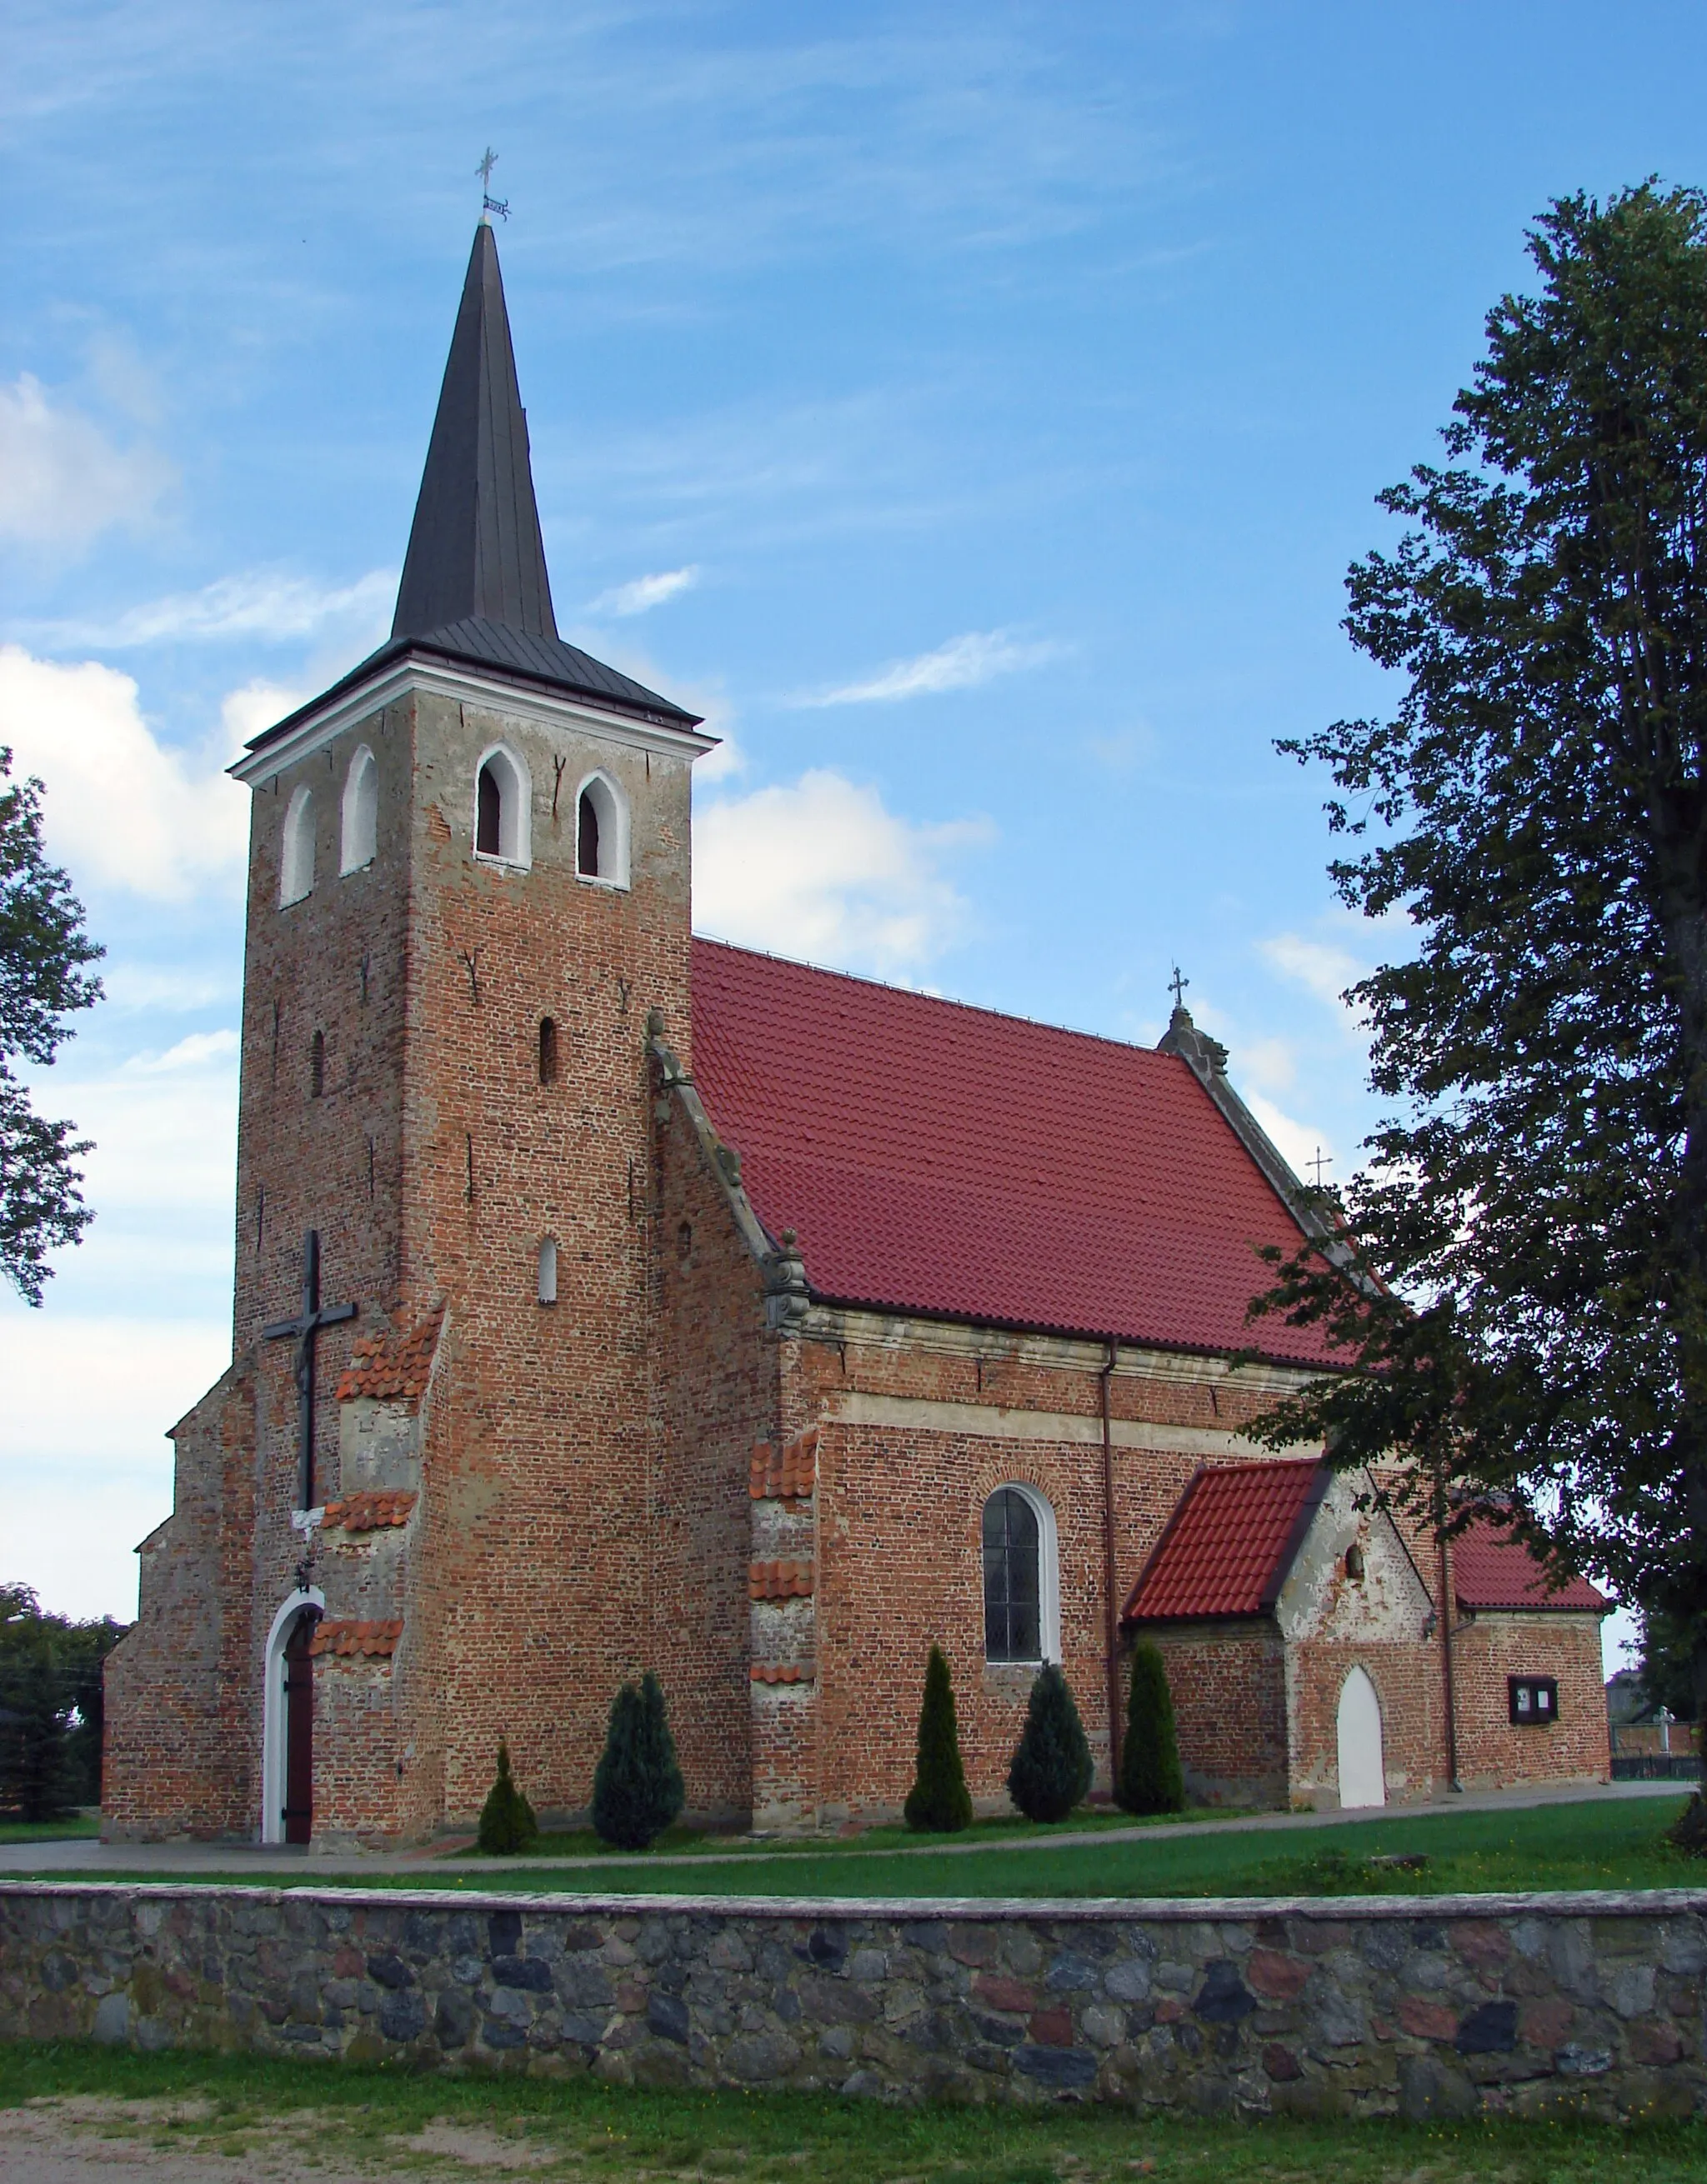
[574,771,628,887]
[982,1485,1058,1664]
[280,786,315,907]
[473,745,531,867]
[340,746,378,874]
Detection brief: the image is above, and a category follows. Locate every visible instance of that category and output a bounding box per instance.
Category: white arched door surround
[260,1587,324,1844]
[1337,1663,1387,1810]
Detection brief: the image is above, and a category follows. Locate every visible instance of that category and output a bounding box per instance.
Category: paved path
[0,1777,1686,1884]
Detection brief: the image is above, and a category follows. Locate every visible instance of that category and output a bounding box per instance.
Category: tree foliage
[0,752,102,1303]
[1116,1642,1185,1816]
[1244,183,1707,1690]
[475,1737,538,1855]
[591,1671,684,1851]
[903,1643,974,1832]
[0,1583,128,1821]
[1007,1663,1094,1824]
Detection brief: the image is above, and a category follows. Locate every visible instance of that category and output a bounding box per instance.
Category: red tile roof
[1453,1519,1606,1613]
[690,942,1329,1363]
[336,1307,443,1403]
[321,1490,416,1535]
[1124,1459,1326,1622]
[309,1617,403,1660]
[750,1431,818,1501]
[749,1558,814,1601]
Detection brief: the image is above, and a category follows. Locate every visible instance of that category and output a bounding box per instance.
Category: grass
[514,1804,1257,1862]
[3,2042,1706,2183]
[0,1814,98,1846]
[7,1794,1701,1899]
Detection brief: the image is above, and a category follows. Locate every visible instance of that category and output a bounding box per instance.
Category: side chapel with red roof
[103,224,1609,1846]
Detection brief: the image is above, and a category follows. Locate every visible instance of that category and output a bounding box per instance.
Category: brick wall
[1449,1612,1610,1790]
[1144,1622,1288,1806]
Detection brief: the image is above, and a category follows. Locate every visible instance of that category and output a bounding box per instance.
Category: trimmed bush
[476,1738,538,1855]
[903,1644,974,1832]
[1007,1662,1094,1823]
[592,1670,685,1850]
[1117,1641,1186,1815]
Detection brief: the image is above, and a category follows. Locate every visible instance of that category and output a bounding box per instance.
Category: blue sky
[4,3,1702,1661]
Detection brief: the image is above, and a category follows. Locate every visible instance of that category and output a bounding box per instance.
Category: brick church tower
[104,221,720,1844]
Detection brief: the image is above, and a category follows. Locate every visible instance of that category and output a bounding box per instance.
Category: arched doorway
[1337,1665,1386,1809]
[261,1589,323,1845]
[282,1610,319,1844]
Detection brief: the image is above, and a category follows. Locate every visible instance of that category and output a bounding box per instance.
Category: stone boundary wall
[3,1882,1706,2122]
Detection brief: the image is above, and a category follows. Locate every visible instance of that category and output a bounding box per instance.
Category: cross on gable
[1169,965,1189,1010]
[264,1230,356,1513]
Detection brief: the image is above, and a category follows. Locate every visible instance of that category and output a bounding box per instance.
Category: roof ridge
[692,936,1178,1065]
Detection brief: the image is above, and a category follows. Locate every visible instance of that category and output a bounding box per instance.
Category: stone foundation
[4,1882,1707,2119]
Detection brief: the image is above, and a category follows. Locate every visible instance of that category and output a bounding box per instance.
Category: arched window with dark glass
[477,762,503,856]
[983,1487,1041,1662]
[578,788,600,877]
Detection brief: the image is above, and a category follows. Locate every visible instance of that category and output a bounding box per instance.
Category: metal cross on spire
[1307,1146,1333,1187]
[1168,965,1189,1011]
[476,146,509,224]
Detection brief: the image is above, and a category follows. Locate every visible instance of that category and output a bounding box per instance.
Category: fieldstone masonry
[3,1882,1705,2122]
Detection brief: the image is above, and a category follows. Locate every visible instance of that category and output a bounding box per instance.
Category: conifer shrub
[592,1670,685,1850]
[475,1738,538,1855]
[1007,1662,1094,1823]
[903,1643,974,1832]
[1117,1640,1186,1815]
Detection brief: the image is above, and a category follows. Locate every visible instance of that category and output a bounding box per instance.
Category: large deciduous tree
[1245,183,1707,1705]
[0,748,102,1302]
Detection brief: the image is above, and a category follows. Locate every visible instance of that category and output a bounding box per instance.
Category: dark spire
[392,222,558,642]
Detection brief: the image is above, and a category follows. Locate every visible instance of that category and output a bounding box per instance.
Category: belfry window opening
[280,786,315,907]
[577,791,599,877]
[473,745,531,867]
[477,765,502,855]
[573,772,628,887]
[340,746,378,874]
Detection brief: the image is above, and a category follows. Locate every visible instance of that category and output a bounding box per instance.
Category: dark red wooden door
[283,1612,318,1845]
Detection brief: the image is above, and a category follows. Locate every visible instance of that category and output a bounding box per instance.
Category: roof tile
[309,1617,403,1660]
[1124,1460,1324,1622]
[749,1558,814,1602]
[749,1430,818,1501]
[321,1490,416,1535]
[1453,1520,1606,1612]
[336,1307,443,1404]
[691,942,1331,1363]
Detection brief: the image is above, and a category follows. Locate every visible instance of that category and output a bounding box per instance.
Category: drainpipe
[1438,1519,1462,1792]
[1101,1338,1123,1793]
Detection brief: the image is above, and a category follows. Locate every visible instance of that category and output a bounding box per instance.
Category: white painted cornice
[228,654,717,787]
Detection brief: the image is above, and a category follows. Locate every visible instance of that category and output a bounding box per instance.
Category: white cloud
[800,628,1059,707]
[1261,932,1363,1013]
[0,374,173,551]
[221,678,308,747]
[1244,1091,1336,1187]
[586,566,700,617]
[694,768,992,974]
[0,646,249,901]
[38,567,395,649]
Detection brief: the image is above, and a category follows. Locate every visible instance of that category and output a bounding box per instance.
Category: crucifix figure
[264,1231,356,1512]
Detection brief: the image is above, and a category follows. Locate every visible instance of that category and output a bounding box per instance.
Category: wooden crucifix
[264,1230,356,1512]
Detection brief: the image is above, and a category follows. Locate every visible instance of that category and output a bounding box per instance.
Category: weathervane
[1168,965,1189,1011]
[476,146,510,224]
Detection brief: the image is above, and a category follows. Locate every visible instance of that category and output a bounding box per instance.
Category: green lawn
[8,1794,1702,1898]
[3,2044,1705,2184]
[0,1814,98,1846]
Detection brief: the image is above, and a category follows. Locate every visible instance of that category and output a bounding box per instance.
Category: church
[103,222,1609,1847]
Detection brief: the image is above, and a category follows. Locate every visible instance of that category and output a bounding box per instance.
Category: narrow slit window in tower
[310,1030,325,1098]
[537,1237,558,1306]
[578,790,600,877]
[538,1017,559,1085]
